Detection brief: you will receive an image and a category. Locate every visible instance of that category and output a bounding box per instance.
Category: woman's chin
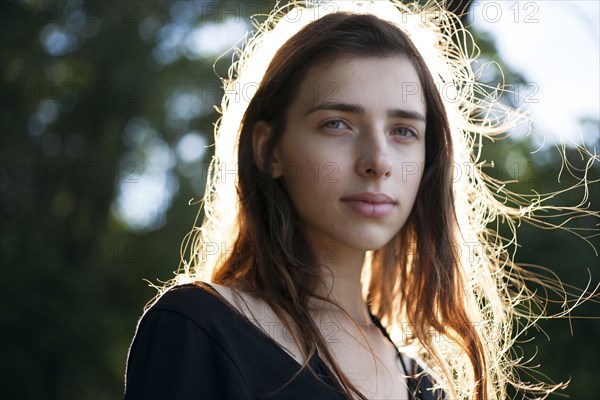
[341,234,398,253]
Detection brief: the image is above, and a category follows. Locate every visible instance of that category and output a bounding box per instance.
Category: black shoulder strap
[368,310,437,400]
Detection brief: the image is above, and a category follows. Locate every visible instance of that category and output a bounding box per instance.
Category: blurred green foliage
[1,1,597,399]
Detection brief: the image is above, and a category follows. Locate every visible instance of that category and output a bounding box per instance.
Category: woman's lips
[341,200,395,218]
[340,192,396,218]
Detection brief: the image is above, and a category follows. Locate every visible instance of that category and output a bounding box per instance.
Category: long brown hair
[165,1,599,399]
[210,10,486,400]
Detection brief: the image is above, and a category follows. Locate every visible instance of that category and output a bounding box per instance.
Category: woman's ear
[252,121,282,178]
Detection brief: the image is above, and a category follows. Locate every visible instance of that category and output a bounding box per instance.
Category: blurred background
[1,0,598,399]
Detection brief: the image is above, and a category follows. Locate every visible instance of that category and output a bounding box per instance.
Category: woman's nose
[355,134,393,179]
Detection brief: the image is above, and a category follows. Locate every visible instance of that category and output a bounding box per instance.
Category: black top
[124,283,444,400]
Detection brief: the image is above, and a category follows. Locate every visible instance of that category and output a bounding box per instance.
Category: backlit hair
[152,1,600,399]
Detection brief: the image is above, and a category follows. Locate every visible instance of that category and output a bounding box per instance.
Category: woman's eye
[392,126,418,138]
[321,119,349,130]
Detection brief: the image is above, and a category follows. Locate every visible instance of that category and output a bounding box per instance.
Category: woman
[124,1,596,399]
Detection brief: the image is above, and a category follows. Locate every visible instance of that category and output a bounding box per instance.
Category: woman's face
[269,56,426,252]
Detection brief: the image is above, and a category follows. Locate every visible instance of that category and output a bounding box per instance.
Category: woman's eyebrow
[304,101,426,122]
[304,101,365,116]
[387,108,426,123]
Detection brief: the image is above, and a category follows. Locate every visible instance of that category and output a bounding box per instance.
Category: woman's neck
[309,241,372,326]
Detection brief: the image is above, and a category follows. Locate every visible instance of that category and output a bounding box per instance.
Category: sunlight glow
[470,1,599,146]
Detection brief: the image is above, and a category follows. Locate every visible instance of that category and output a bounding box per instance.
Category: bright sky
[469,0,600,147]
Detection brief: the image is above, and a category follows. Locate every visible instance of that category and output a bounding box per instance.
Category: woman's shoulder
[142,281,265,331]
[143,282,235,327]
[149,281,215,306]
[125,282,255,398]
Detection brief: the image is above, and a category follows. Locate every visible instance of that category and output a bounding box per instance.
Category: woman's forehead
[292,56,427,116]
